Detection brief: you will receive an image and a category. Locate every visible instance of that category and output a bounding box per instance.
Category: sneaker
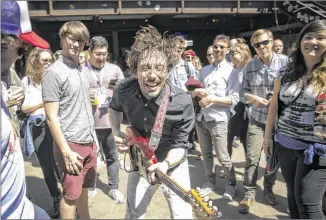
[264,189,277,205]
[50,196,60,219]
[223,185,237,201]
[233,141,239,148]
[88,188,97,199]
[199,182,215,196]
[238,197,256,214]
[108,189,124,204]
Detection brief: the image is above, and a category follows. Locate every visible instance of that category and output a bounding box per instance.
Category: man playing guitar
[109,26,195,219]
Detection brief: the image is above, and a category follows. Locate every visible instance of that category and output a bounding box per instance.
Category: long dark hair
[283,20,326,86]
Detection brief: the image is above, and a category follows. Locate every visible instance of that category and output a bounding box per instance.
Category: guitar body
[125,126,221,219]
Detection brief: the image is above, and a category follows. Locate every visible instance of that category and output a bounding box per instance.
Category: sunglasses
[40,59,53,64]
[213,44,227,50]
[252,39,272,48]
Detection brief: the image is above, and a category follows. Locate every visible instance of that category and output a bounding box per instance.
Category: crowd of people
[2,1,326,219]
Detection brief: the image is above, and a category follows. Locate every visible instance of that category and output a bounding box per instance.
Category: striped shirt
[1,98,49,219]
[278,79,326,144]
[243,53,288,124]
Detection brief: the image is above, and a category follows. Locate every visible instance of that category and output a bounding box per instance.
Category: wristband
[163,159,171,169]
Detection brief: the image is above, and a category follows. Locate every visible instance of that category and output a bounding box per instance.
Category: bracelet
[163,159,171,169]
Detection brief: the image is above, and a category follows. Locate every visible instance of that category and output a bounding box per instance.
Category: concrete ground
[25,125,289,219]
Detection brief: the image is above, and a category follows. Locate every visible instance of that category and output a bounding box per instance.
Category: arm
[242,64,252,100]
[44,102,71,155]
[199,69,239,107]
[109,108,123,136]
[263,79,281,155]
[163,148,186,168]
[207,96,233,106]
[44,102,83,174]
[109,83,130,150]
[242,64,269,106]
[21,88,43,113]
[22,101,43,114]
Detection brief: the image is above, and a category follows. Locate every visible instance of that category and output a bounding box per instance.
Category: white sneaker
[223,185,237,201]
[88,188,97,199]
[199,182,215,196]
[108,189,124,204]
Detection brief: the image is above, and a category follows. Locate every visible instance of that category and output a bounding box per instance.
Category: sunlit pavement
[25,125,289,219]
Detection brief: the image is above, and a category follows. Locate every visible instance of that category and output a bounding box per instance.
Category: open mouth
[144,81,160,92]
[305,45,320,52]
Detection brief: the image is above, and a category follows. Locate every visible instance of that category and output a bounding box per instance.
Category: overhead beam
[238,22,303,37]
[49,9,118,16]
[29,1,273,17]
[49,0,53,15]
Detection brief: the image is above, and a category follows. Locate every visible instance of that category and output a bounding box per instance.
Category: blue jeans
[96,129,119,190]
[278,142,326,219]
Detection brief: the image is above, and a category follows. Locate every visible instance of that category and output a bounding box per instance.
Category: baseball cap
[183,49,196,58]
[1,1,50,49]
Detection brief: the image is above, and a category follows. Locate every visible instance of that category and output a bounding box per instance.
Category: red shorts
[54,141,97,201]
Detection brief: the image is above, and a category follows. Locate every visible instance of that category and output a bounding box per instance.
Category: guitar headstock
[189,188,222,219]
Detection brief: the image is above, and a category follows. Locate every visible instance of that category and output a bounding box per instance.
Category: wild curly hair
[127,25,180,77]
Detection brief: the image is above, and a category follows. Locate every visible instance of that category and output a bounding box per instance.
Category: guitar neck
[142,160,192,204]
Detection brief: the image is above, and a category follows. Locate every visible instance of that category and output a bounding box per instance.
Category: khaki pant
[196,119,236,186]
[243,118,277,198]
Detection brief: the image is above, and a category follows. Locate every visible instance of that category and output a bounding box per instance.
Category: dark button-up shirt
[109,78,195,161]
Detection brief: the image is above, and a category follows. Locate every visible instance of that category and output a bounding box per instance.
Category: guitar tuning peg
[217,211,222,219]
[208,200,213,207]
[212,206,218,213]
[196,187,200,192]
[203,196,209,202]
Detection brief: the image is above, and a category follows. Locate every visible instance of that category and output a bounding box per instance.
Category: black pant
[277,142,326,219]
[96,129,120,190]
[227,102,248,157]
[32,123,60,197]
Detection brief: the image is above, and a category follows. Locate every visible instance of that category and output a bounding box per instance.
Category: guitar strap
[148,85,170,151]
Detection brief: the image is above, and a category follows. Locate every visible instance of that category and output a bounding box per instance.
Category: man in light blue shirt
[199,45,215,81]
[168,36,196,92]
[192,35,239,200]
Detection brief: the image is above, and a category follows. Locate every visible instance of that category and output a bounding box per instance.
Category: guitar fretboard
[142,159,192,203]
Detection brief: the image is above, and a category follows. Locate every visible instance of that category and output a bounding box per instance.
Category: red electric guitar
[125,126,222,219]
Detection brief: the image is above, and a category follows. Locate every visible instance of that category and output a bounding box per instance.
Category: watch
[163,159,171,169]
